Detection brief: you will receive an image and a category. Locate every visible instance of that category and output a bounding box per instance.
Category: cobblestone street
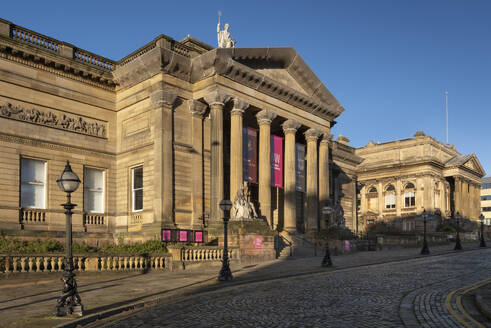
[108,249,491,328]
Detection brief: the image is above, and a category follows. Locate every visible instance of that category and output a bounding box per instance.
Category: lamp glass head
[56,161,81,193]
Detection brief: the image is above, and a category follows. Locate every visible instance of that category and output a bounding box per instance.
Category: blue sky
[2,1,490,175]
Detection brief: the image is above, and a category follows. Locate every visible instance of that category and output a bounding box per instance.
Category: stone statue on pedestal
[231,185,258,221]
[217,11,235,48]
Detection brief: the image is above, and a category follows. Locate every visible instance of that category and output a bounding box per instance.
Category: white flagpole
[445,91,448,145]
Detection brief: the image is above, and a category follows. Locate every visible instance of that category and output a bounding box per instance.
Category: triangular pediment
[463,156,486,176]
[255,68,309,95]
[445,154,486,177]
[191,47,344,121]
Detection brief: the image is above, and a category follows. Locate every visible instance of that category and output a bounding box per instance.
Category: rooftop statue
[217,11,235,48]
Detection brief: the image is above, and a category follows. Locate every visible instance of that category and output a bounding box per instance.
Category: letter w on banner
[270,135,283,188]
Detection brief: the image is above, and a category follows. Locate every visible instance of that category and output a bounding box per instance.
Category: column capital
[187,99,208,118]
[282,119,301,134]
[231,97,249,115]
[320,132,334,144]
[203,90,231,107]
[256,109,277,125]
[304,128,322,141]
[150,89,177,109]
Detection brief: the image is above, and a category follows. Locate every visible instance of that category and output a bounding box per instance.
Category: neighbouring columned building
[0,18,353,243]
[481,177,491,225]
[355,132,485,232]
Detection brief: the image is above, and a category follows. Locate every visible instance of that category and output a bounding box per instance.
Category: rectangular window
[132,166,143,212]
[84,168,104,213]
[385,194,396,209]
[20,158,46,209]
[404,192,415,207]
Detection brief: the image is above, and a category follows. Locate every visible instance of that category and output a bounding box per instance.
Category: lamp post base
[54,270,84,317]
[218,259,233,281]
[480,239,487,248]
[321,241,333,267]
[420,242,430,255]
[454,238,463,250]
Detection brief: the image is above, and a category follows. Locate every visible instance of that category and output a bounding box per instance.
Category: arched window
[367,186,378,211]
[385,184,396,209]
[404,183,415,207]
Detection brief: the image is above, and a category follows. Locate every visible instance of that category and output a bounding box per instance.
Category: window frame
[403,183,416,208]
[131,166,143,212]
[20,157,47,209]
[83,166,105,214]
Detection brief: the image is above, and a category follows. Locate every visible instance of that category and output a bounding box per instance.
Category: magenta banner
[295,143,305,192]
[254,236,263,249]
[243,127,258,184]
[270,135,283,188]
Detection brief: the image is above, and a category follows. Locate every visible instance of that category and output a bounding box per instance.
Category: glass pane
[134,189,143,211]
[21,158,45,183]
[133,167,143,189]
[84,168,104,190]
[21,184,45,208]
[84,191,104,213]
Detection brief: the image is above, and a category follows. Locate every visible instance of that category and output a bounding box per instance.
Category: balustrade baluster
[5,257,11,273]
[123,257,128,270]
[58,257,64,271]
[20,257,27,272]
[35,257,41,272]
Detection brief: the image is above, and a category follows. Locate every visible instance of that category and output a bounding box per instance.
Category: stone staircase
[274,231,321,259]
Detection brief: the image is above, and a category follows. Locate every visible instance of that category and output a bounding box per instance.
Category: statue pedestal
[206,221,275,265]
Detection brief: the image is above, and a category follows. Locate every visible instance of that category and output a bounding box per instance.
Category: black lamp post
[454,212,463,250]
[321,206,334,267]
[54,161,83,317]
[218,199,233,281]
[479,214,487,248]
[420,209,430,255]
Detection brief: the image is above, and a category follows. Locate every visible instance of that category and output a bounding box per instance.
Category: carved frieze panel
[0,102,107,138]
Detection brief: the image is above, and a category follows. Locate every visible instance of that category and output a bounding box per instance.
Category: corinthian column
[150,89,178,227]
[304,128,321,233]
[282,119,301,232]
[230,98,249,201]
[318,132,332,230]
[187,100,207,227]
[203,90,231,221]
[256,109,277,227]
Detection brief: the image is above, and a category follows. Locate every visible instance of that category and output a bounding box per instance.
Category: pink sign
[270,135,283,188]
[344,240,350,252]
[195,231,203,242]
[254,236,263,249]
[179,230,188,242]
[162,229,171,242]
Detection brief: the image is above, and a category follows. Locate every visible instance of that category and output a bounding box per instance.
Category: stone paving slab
[0,242,486,327]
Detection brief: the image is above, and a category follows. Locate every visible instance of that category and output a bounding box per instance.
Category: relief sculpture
[0,103,106,138]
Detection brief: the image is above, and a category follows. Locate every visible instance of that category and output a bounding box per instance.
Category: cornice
[0,36,115,90]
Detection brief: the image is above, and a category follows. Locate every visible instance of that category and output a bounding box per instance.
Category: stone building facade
[355,132,485,232]
[0,18,351,243]
[0,19,484,245]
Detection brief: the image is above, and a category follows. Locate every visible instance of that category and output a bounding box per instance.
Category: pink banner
[162,229,171,242]
[270,135,283,188]
[195,231,203,242]
[179,230,188,242]
[254,236,263,249]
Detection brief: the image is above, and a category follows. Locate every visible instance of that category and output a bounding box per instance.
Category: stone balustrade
[0,254,171,274]
[83,213,105,226]
[74,48,114,71]
[168,246,239,262]
[10,25,60,53]
[20,208,48,225]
